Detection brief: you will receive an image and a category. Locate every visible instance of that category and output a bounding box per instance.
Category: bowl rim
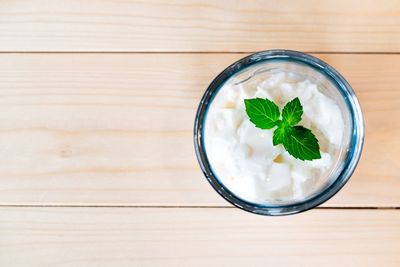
[193,49,364,216]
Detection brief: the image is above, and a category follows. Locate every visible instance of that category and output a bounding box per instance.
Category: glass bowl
[194,50,364,216]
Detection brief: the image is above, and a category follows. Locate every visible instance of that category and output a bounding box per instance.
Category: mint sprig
[244,97,321,161]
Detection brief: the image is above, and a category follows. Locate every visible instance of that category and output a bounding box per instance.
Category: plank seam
[0,205,398,209]
[0,51,399,55]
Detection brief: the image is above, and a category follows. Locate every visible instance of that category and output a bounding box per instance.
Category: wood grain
[0,207,399,267]
[0,53,398,207]
[1,0,400,52]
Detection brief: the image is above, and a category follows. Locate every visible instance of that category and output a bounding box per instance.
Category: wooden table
[1,1,399,266]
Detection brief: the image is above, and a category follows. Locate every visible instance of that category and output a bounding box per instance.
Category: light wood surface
[0,53,399,207]
[1,208,399,267]
[1,0,400,52]
[1,1,399,266]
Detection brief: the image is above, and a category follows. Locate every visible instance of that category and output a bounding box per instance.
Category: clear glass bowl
[194,50,364,216]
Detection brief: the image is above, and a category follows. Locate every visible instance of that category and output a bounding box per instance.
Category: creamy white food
[204,67,347,204]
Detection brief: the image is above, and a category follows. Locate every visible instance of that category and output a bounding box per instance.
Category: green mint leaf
[244,98,280,129]
[272,121,291,146]
[282,126,321,161]
[282,97,303,126]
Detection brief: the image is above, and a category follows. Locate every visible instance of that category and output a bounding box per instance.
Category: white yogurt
[204,65,347,204]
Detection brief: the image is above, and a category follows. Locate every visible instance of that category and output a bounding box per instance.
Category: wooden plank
[0,207,399,266]
[0,53,399,207]
[0,0,400,52]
